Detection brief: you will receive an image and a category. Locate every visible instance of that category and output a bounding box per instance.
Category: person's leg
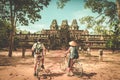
[34,55,37,76]
[67,58,74,76]
[69,59,74,76]
[41,56,45,69]
[67,58,71,75]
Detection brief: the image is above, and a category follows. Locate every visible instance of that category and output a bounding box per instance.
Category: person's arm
[31,43,36,51]
[42,44,46,55]
[64,47,70,57]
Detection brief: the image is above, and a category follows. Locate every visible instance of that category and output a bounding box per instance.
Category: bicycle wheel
[73,61,83,77]
[60,57,67,71]
[44,69,52,80]
[37,77,40,80]
[36,60,42,80]
[36,68,41,80]
[36,63,41,76]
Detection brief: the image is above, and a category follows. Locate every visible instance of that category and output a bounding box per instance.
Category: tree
[0,20,11,49]
[107,21,120,51]
[57,0,70,9]
[116,0,120,19]
[57,0,119,28]
[84,0,120,50]
[79,16,112,35]
[79,16,108,35]
[84,0,117,21]
[57,0,120,50]
[0,0,51,57]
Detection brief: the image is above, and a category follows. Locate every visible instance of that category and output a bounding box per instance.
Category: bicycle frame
[60,56,83,77]
[36,55,42,77]
[36,55,52,80]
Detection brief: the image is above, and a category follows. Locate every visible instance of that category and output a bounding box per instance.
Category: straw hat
[69,41,77,46]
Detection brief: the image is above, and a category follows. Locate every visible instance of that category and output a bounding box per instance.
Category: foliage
[0,0,51,25]
[14,37,20,50]
[82,0,119,35]
[57,0,70,9]
[0,0,51,56]
[79,16,112,35]
[106,20,120,50]
[0,20,20,50]
[84,0,117,22]
[56,0,120,51]
[83,0,120,50]
[0,20,11,49]
[106,37,120,51]
[57,0,118,35]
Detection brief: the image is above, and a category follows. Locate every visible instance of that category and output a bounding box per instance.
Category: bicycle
[59,56,83,77]
[36,54,52,80]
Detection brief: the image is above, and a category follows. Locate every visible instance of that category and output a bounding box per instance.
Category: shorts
[34,54,43,65]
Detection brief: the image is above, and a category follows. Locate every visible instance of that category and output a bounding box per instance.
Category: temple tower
[50,19,58,30]
[59,20,70,47]
[70,19,79,30]
[60,20,69,30]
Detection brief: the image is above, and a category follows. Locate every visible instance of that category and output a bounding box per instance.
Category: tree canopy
[57,0,70,9]
[57,0,120,50]
[0,20,11,49]
[0,0,51,57]
[0,0,51,25]
[85,0,117,21]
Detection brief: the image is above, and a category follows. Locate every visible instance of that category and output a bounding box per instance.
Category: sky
[17,0,114,33]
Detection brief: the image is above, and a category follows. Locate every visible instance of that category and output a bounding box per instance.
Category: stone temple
[16,19,111,50]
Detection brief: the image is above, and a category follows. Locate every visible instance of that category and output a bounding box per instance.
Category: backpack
[34,42,43,54]
[71,47,79,59]
[73,48,79,59]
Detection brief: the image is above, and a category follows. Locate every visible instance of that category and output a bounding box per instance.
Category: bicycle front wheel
[73,62,83,77]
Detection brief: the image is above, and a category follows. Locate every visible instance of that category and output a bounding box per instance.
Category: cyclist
[32,39,46,76]
[64,41,79,76]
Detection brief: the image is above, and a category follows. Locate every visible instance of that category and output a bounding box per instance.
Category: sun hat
[69,41,77,46]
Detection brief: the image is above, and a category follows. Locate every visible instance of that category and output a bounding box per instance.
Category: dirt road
[0,50,120,80]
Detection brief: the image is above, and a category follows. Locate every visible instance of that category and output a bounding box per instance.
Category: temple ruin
[16,19,111,50]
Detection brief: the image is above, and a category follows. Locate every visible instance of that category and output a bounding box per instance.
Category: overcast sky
[17,0,115,33]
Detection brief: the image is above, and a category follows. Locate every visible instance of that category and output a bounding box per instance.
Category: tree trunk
[8,31,14,57]
[116,0,120,19]
[8,0,15,57]
[22,47,26,58]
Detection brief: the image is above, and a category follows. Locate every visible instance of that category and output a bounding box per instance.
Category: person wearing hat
[64,41,79,76]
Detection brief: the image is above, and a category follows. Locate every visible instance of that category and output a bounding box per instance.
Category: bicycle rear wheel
[36,68,42,80]
[43,69,52,80]
[73,62,83,77]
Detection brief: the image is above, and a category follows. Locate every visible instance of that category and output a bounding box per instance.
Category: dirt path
[0,50,120,80]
